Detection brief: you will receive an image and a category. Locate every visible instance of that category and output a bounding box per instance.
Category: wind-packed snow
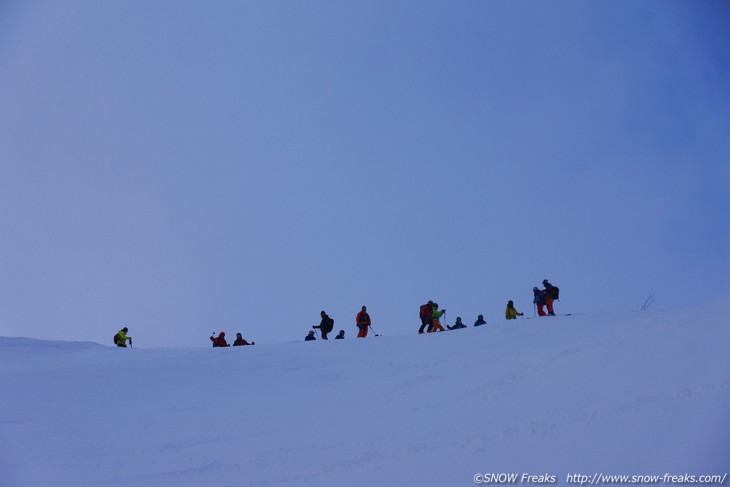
[1,300,729,487]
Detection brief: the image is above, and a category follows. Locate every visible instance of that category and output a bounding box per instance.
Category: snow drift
[1,300,729,487]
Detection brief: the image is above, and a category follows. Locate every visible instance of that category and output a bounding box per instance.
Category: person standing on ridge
[314,311,334,340]
[419,300,434,334]
[356,306,371,338]
[505,300,524,320]
[542,279,558,316]
[114,327,132,347]
[429,302,446,332]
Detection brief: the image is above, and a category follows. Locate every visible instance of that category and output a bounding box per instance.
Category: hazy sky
[2,1,729,347]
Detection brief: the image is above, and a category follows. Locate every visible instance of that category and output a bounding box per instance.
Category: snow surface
[1,300,729,487]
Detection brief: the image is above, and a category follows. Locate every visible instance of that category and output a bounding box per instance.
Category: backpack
[113,333,119,345]
[551,286,560,300]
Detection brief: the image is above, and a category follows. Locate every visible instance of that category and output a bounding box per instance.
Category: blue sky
[1,1,729,347]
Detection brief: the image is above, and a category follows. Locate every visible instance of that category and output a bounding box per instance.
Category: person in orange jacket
[356,306,371,338]
[210,331,230,347]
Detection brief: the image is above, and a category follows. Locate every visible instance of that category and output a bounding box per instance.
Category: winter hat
[533,287,539,291]
[122,327,128,332]
[220,331,225,336]
[508,300,514,306]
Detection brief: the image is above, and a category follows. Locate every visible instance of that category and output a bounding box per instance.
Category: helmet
[543,279,549,284]
[220,331,225,336]
[533,287,539,291]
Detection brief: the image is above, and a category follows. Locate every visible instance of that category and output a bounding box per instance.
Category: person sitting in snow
[505,301,524,320]
[210,331,230,347]
[233,332,254,346]
[114,327,132,347]
[305,330,316,341]
[447,317,467,330]
[474,315,486,327]
[335,330,345,340]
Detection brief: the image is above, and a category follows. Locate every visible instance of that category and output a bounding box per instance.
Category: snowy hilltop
[1,300,729,487]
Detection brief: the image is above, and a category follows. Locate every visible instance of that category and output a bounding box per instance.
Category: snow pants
[357,325,368,338]
[429,318,445,332]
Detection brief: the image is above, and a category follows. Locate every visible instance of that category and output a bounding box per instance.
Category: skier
[114,327,132,348]
[335,330,345,340]
[533,287,548,316]
[210,331,230,347]
[305,330,316,341]
[233,333,254,346]
[356,306,371,338]
[313,311,334,340]
[505,300,524,320]
[447,317,466,330]
[418,300,434,334]
[541,279,558,316]
[474,315,486,327]
[429,303,446,332]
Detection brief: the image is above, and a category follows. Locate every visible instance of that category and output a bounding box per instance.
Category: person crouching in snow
[505,300,524,320]
[335,330,345,339]
[305,330,316,341]
[533,287,548,316]
[210,331,230,347]
[115,327,132,347]
[447,317,466,330]
[233,333,254,346]
[474,315,486,327]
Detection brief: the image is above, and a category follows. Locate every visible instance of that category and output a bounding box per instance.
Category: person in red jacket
[356,306,371,338]
[210,331,230,347]
[233,332,254,346]
[419,300,434,334]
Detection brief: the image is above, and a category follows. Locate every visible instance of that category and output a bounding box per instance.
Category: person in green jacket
[115,327,132,347]
[429,303,446,332]
[505,301,524,320]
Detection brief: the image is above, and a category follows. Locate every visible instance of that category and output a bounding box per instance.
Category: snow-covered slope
[2,301,729,487]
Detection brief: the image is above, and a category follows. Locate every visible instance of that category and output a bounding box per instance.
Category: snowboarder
[429,303,446,332]
[541,279,558,316]
[474,315,486,327]
[356,306,371,338]
[418,300,434,334]
[447,317,467,330]
[505,300,524,320]
[314,311,334,340]
[210,331,230,347]
[335,330,345,340]
[233,333,254,346]
[305,330,316,341]
[114,327,132,347]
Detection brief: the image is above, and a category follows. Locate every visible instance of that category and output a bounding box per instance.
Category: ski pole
[369,325,380,337]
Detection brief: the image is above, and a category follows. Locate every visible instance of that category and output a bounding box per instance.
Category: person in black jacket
[314,311,334,340]
[305,330,316,341]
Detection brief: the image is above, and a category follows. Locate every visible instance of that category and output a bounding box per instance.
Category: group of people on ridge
[307,306,372,341]
[114,280,559,347]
